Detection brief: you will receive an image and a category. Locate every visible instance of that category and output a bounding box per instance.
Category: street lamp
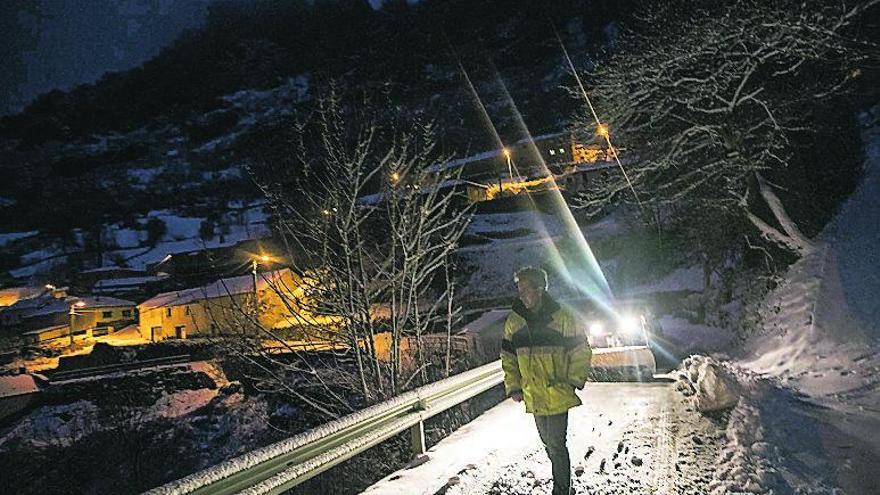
[502,147,513,180]
[251,254,274,327]
[68,300,87,348]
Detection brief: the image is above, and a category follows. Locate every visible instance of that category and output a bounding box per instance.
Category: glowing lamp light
[502,148,511,158]
[596,124,610,138]
[390,172,400,182]
[589,322,604,337]
[620,315,641,336]
[258,255,271,263]
[73,301,86,309]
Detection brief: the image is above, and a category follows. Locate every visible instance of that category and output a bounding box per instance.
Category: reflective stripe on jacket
[501,296,592,416]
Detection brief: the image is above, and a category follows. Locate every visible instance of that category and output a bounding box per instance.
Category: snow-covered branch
[571,0,872,258]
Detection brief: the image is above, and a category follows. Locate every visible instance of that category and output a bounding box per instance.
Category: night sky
[0,1,407,116]
[0,0,216,116]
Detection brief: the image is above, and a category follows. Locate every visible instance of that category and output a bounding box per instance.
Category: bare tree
[571,0,878,258]
[232,87,470,417]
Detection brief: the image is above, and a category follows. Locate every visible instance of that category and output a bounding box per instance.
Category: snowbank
[656,316,733,356]
[707,398,775,494]
[153,388,218,419]
[736,106,880,485]
[626,265,706,295]
[0,400,100,449]
[675,357,774,493]
[675,355,845,494]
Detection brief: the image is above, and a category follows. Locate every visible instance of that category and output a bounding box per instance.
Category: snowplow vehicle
[581,301,657,382]
[455,301,657,381]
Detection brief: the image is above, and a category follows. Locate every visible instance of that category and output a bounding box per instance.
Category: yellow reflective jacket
[501,296,592,416]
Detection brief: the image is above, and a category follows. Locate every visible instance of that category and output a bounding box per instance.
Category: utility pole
[68,300,86,349]
[252,258,259,331]
[503,147,513,180]
[251,254,271,333]
[68,307,76,348]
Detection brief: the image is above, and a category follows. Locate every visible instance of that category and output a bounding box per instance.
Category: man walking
[501,266,592,495]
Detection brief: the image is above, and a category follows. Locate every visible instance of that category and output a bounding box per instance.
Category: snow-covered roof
[139,268,293,311]
[357,192,383,206]
[356,178,473,206]
[0,230,38,248]
[2,292,54,312]
[456,309,508,336]
[80,266,144,275]
[424,149,502,174]
[20,298,71,318]
[424,132,565,174]
[74,296,137,309]
[0,374,39,399]
[120,227,272,272]
[93,275,168,289]
[16,295,136,319]
[0,286,46,308]
[21,323,68,336]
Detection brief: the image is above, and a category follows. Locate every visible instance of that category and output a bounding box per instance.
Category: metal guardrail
[145,360,504,495]
[50,354,191,382]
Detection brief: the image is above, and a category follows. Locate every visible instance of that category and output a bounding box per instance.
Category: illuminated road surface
[363,382,722,495]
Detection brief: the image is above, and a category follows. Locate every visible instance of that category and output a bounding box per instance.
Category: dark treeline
[0,0,635,147]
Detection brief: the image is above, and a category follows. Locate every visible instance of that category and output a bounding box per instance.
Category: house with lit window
[0,286,62,330]
[66,296,137,336]
[5,293,136,345]
[137,268,318,341]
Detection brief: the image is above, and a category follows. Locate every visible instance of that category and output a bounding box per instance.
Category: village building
[66,296,137,337]
[2,292,136,345]
[146,238,285,286]
[0,286,46,310]
[137,268,317,341]
[74,266,153,290]
[92,273,170,300]
[0,286,68,330]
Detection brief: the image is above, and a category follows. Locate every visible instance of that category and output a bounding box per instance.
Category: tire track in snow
[651,406,675,495]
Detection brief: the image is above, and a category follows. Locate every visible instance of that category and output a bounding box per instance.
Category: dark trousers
[534,412,570,495]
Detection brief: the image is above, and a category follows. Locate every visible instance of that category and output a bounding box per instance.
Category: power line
[551,24,644,211]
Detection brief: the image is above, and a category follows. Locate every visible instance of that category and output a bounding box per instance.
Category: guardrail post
[409,420,426,455]
[410,398,428,455]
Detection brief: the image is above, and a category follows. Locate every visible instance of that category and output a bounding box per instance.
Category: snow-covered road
[362,382,723,495]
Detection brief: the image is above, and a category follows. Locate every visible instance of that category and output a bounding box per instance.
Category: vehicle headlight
[589,322,604,336]
[620,315,641,336]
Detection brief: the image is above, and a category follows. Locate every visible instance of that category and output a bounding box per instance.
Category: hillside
[0,0,630,283]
